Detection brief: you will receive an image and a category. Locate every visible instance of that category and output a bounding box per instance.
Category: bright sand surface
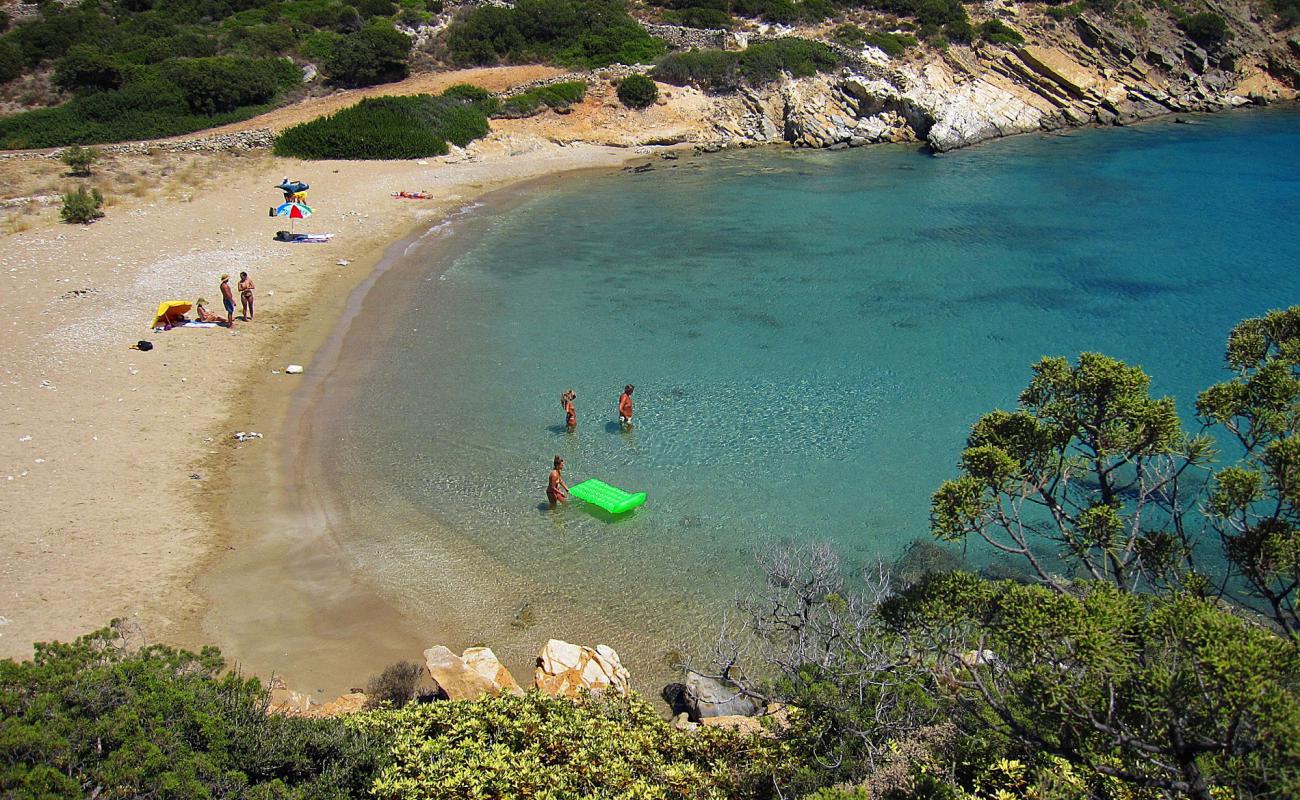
[0,74,699,675]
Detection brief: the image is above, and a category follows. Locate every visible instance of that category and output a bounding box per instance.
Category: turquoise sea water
[309,108,1300,673]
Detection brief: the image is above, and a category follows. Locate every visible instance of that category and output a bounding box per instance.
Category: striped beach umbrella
[273,201,313,235]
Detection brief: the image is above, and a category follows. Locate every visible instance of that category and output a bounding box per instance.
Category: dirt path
[183,65,567,138]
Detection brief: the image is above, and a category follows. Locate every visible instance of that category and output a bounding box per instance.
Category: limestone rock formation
[533,639,631,698]
[424,645,523,700]
[463,646,525,696]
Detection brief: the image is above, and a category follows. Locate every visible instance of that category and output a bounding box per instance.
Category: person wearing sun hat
[219,274,236,327]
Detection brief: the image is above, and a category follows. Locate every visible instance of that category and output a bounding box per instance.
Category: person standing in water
[547,455,569,509]
[238,271,255,321]
[219,274,235,327]
[561,389,577,431]
[618,384,634,427]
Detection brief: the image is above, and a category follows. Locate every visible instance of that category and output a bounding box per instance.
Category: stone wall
[639,22,730,51]
[0,129,275,161]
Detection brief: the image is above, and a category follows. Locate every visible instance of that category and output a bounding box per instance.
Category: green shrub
[446,0,666,69]
[364,661,424,709]
[325,22,411,86]
[164,56,299,114]
[60,186,104,223]
[440,82,502,115]
[274,89,491,159]
[0,77,278,149]
[1181,11,1233,49]
[733,0,834,24]
[862,31,918,57]
[497,80,587,117]
[662,6,733,27]
[1272,0,1300,27]
[830,23,868,47]
[618,73,658,109]
[0,38,22,84]
[356,0,398,18]
[300,29,342,62]
[53,44,124,93]
[978,18,1023,45]
[653,39,839,94]
[350,691,795,799]
[60,145,100,176]
[0,621,387,797]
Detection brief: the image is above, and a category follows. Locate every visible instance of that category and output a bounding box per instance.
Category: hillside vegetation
[0,0,423,147]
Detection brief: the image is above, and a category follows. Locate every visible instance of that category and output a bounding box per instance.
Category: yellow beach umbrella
[152,300,192,328]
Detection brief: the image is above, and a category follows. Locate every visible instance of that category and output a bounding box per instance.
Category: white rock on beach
[424,645,523,700]
[533,639,631,698]
[285,364,304,374]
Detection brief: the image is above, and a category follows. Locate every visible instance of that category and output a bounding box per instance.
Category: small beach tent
[151,300,192,328]
[568,479,647,514]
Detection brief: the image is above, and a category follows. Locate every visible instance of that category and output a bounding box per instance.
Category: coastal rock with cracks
[424,645,523,700]
[533,639,631,698]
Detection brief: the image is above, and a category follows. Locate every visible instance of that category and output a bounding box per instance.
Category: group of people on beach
[547,384,634,509]
[195,272,255,327]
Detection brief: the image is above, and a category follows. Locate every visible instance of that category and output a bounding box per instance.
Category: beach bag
[136,340,153,351]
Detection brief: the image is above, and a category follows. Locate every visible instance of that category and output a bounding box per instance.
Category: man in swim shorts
[618,384,634,427]
[219,275,235,327]
[547,456,569,509]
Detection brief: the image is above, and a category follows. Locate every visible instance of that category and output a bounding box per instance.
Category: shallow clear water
[312,108,1300,671]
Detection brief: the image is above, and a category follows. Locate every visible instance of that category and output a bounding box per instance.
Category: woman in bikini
[238,271,255,321]
[561,389,577,431]
[547,456,569,509]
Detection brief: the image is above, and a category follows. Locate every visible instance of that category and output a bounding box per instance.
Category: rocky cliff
[701,7,1300,152]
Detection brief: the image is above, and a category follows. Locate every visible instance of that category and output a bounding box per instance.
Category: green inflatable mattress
[568,479,647,514]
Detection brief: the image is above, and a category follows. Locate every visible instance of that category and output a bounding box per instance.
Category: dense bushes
[0,38,23,84]
[653,38,840,93]
[274,89,491,159]
[165,56,299,113]
[351,691,794,799]
[0,621,387,797]
[446,0,667,69]
[0,57,296,148]
[1181,11,1233,50]
[497,80,587,116]
[324,23,412,87]
[978,18,1025,45]
[0,0,417,146]
[618,73,659,108]
[53,45,124,93]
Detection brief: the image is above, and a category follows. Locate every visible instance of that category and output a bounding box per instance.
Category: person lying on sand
[392,191,432,200]
[547,456,569,509]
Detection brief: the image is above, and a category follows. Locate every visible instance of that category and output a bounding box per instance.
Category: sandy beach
[0,73,707,676]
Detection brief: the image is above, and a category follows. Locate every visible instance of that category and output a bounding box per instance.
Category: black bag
[137,340,153,351]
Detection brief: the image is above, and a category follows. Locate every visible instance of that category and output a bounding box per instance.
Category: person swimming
[562,389,577,431]
[618,384,634,427]
[547,455,569,509]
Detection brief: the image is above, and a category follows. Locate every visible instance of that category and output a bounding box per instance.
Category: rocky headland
[689,8,1300,152]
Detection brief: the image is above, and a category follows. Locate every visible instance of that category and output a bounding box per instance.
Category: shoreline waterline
[193,158,670,699]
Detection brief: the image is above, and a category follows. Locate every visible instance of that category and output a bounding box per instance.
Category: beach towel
[181,321,219,328]
[275,231,335,243]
